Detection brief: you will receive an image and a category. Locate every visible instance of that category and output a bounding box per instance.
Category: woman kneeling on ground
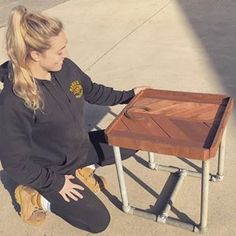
[0,5,148,233]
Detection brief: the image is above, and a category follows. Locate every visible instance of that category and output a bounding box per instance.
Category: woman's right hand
[59,175,84,202]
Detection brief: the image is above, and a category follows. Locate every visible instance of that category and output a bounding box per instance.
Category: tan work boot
[15,185,46,226]
[75,167,108,194]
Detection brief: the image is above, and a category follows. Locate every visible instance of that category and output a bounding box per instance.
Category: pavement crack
[85,0,172,72]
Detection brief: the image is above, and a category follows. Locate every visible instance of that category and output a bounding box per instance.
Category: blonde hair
[6,5,63,111]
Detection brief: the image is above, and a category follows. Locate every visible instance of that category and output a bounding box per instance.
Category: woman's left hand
[133,86,151,95]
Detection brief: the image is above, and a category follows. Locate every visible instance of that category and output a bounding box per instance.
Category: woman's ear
[30,50,41,62]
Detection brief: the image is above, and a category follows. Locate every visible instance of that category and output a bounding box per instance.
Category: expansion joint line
[85,0,172,72]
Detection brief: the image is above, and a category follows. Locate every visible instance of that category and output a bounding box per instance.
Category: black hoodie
[0,58,134,193]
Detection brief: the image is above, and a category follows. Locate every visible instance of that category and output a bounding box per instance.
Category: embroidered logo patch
[69,80,83,98]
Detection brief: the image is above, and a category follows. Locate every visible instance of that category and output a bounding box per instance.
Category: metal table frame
[112,128,227,234]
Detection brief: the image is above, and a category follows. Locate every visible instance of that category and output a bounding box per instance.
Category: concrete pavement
[0,0,236,236]
[0,0,69,28]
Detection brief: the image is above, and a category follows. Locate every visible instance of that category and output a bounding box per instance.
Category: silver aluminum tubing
[113,146,131,212]
[160,170,187,219]
[132,207,198,232]
[152,163,202,178]
[199,160,210,233]
[132,207,157,221]
[154,163,222,183]
[132,207,197,232]
[148,152,156,169]
[217,128,227,179]
[164,217,198,232]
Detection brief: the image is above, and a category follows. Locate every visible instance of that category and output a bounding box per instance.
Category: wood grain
[105,89,233,160]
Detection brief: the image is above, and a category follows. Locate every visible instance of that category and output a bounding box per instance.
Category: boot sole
[15,185,24,210]
[15,186,46,226]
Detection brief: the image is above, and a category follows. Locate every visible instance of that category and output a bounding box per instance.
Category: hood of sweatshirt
[0,61,11,84]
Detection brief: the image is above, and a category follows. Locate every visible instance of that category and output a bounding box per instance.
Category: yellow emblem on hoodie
[69,80,83,98]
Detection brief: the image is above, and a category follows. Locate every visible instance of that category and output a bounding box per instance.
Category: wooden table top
[105,89,233,160]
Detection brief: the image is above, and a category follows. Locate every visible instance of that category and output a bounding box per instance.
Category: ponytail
[6,5,63,111]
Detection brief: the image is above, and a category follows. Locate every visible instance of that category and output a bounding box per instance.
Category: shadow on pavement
[121,155,197,225]
[177,0,236,109]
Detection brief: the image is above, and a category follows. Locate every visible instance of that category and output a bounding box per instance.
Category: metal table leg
[217,128,227,180]
[113,146,131,213]
[148,152,156,169]
[210,128,227,182]
[114,147,211,233]
[199,159,210,233]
